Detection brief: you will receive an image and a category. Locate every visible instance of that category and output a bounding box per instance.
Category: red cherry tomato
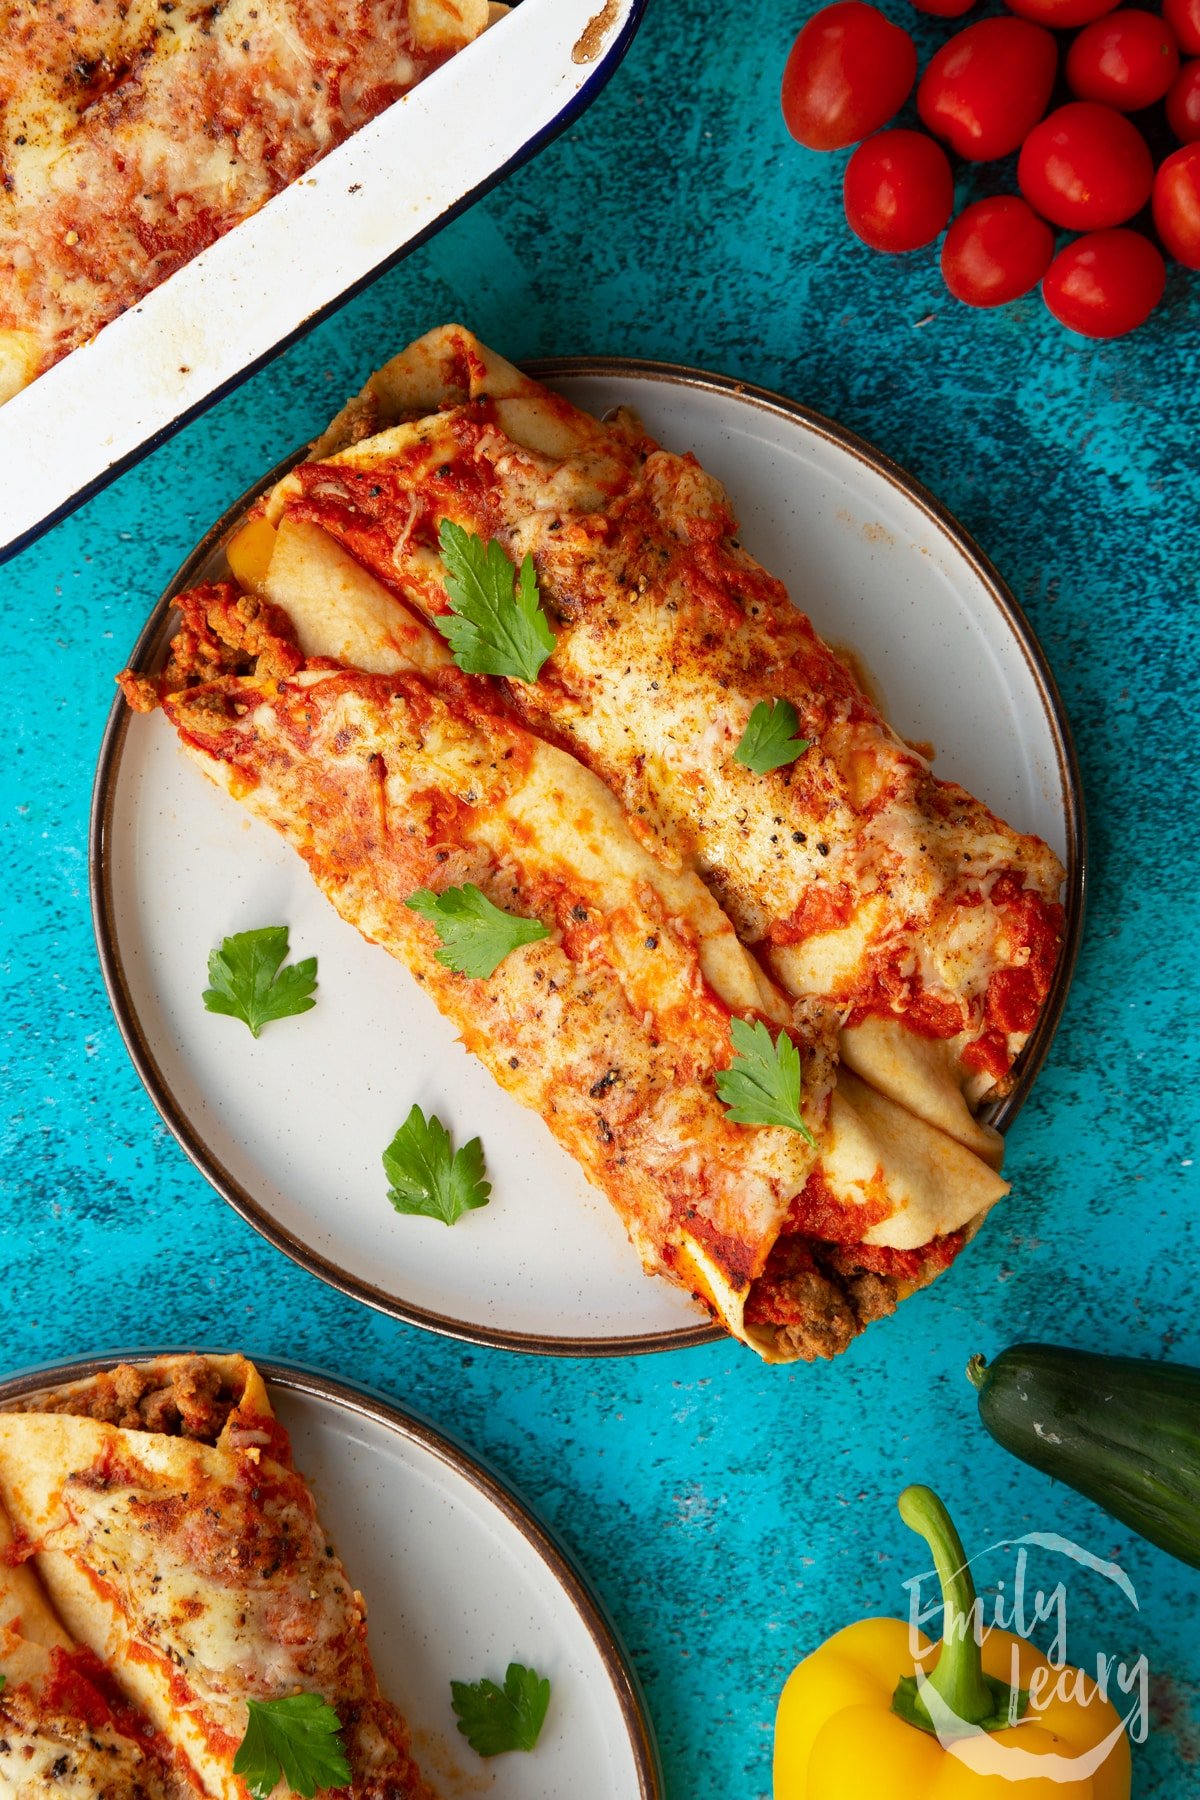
[843,130,955,252]
[941,197,1056,305]
[1153,142,1200,265]
[1066,11,1181,110]
[917,19,1058,162]
[1163,0,1200,55]
[1018,103,1154,229]
[909,0,976,15]
[781,3,918,151]
[1042,230,1165,335]
[1004,0,1120,27]
[1167,59,1200,138]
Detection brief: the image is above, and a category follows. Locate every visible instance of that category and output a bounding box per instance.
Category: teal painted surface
[2,1,1199,1793]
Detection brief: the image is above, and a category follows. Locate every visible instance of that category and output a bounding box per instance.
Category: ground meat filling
[743,1229,965,1360]
[10,1358,242,1443]
[119,585,303,714]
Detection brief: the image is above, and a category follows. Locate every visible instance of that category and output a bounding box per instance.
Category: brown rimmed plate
[0,1352,662,1800]
[90,360,1085,1356]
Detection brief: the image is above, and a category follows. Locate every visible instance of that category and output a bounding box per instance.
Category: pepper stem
[891,1485,1028,1739]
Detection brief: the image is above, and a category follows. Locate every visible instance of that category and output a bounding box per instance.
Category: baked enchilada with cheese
[120,462,1043,1360]
[251,329,1065,1172]
[0,1354,435,1798]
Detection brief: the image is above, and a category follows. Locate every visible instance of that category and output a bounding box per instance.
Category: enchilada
[122,534,1009,1360]
[0,1354,435,1798]
[253,327,1065,1168]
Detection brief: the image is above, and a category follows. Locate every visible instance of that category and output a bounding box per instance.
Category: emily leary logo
[904,1531,1149,1780]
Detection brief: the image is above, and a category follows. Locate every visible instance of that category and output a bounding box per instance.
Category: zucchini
[968,1343,1200,1569]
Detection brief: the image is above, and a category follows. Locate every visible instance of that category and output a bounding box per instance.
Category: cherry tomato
[1167,60,1200,139]
[1153,141,1200,265]
[917,19,1058,162]
[1163,0,1200,55]
[1042,230,1165,334]
[940,197,1056,304]
[781,3,917,151]
[1004,0,1120,27]
[843,130,955,251]
[909,0,976,15]
[1018,103,1154,228]
[1066,11,1181,110]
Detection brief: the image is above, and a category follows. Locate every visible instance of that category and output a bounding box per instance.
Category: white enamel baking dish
[0,0,645,563]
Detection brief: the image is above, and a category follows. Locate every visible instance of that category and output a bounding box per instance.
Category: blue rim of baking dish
[89,358,1086,1359]
[0,1349,664,1799]
[0,0,649,567]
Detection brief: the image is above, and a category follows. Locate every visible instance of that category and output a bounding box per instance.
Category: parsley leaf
[383,1104,491,1226]
[202,926,317,1039]
[732,698,812,775]
[0,1673,5,1693]
[436,519,556,683]
[232,1693,351,1800]
[406,883,550,979]
[451,1662,551,1757]
[715,1017,817,1145]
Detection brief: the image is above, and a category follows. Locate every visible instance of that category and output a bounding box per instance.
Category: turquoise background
[3,0,1199,1792]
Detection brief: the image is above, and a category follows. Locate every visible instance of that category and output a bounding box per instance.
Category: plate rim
[0,1348,663,1800]
[89,356,1086,1357]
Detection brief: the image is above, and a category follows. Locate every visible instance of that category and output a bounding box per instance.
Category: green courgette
[968,1343,1200,1569]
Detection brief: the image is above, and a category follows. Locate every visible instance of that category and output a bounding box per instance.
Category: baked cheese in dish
[0,1354,437,1799]
[123,533,1008,1361]
[255,326,1065,1170]
[0,0,489,404]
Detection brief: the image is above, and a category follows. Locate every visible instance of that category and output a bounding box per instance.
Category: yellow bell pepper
[774,1486,1131,1799]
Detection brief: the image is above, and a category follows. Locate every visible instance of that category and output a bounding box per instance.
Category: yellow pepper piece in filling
[225,515,278,593]
[774,1490,1131,1800]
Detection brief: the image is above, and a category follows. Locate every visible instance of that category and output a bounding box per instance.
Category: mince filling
[8,1358,243,1442]
[743,1228,966,1360]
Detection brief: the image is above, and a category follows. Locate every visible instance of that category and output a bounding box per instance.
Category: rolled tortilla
[0,1355,435,1798]
[259,325,1064,1158]
[0,1496,187,1799]
[123,534,1007,1359]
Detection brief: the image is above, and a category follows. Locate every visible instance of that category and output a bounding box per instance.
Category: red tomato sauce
[779,1166,893,1243]
[838,1229,964,1283]
[845,968,967,1040]
[44,1646,164,1760]
[768,882,856,946]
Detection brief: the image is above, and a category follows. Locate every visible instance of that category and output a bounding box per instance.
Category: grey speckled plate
[0,1354,661,1800]
[91,363,1085,1356]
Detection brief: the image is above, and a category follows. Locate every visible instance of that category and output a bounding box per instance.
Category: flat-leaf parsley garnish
[450,1661,551,1757]
[733,698,812,775]
[406,883,550,979]
[715,1017,817,1144]
[202,926,317,1039]
[435,519,556,682]
[232,1693,351,1800]
[383,1104,491,1226]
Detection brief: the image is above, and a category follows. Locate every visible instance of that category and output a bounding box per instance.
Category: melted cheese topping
[138,555,1009,1360]
[1,1504,183,1799]
[269,327,1065,1128]
[0,0,487,394]
[0,1361,433,1799]
[168,654,832,1305]
[0,1677,170,1800]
